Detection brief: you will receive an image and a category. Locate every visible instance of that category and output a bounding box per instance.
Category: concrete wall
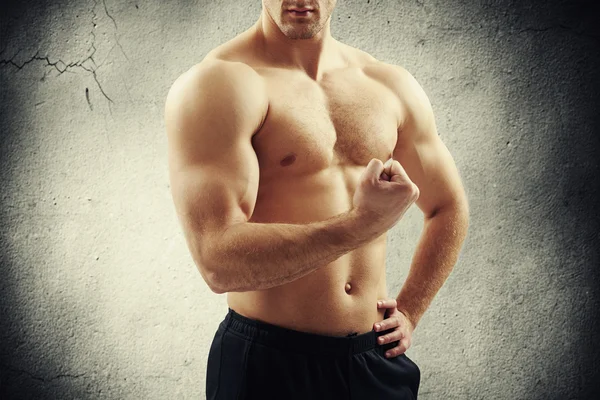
[1,0,598,399]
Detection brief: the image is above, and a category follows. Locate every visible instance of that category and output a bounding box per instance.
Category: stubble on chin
[281,21,322,39]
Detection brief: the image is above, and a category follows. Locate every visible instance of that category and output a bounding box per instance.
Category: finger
[377,330,404,345]
[383,157,393,175]
[383,157,394,169]
[388,160,412,182]
[376,299,397,309]
[374,314,401,332]
[385,339,409,358]
[388,160,406,176]
[365,158,385,180]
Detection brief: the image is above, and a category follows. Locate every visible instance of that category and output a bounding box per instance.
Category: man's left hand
[374,298,415,358]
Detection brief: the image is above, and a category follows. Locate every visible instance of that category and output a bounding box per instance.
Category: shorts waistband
[220,308,396,356]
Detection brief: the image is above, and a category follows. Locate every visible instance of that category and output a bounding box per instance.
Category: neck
[253,10,340,80]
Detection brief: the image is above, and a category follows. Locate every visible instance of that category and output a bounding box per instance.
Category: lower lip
[288,10,313,17]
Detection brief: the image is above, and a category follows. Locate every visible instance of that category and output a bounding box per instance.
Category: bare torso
[206,28,404,337]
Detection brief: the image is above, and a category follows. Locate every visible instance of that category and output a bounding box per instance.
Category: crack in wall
[102,0,129,62]
[0,50,113,105]
[0,0,129,110]
[85,87,93,111]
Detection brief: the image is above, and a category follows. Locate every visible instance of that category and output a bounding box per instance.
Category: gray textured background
[1,0,599,399]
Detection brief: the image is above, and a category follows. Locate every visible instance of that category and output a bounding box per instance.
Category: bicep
[392,72,468,218]
[169,147,260,267]
[165,62,265,268]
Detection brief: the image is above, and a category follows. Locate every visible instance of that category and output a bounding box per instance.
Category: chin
[282,26,319,40]
[287,32,317,40]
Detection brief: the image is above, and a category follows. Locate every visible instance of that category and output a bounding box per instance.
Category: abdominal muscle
[226,168,390,337]
[227,249,389,337]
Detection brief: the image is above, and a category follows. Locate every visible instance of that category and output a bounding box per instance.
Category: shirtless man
[164,1,469,399]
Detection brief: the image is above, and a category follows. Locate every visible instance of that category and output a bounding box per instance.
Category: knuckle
[412,184,420,198]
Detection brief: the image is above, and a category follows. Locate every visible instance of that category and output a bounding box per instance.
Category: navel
[345,282,352,293]
[280,153,297,167]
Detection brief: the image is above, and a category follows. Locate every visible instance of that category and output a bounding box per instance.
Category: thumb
[364,158,385,179]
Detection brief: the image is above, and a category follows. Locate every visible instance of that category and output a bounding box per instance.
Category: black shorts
[206,308,420,400]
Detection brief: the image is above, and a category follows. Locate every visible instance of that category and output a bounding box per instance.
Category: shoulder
[362,61,424,101]
[338,44,427,101]
[168,58,264,102]
[165,57,268,124]
[164,57,269,145]
[363,61,435,128]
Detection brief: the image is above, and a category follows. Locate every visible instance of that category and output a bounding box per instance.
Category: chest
[252,69,401,176]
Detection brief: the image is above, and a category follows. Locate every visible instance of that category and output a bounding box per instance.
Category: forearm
[205,210,370,293]
[395,204,469,328]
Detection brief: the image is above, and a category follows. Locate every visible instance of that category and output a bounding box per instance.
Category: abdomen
[227,238,388,336]
[228,165,389,336]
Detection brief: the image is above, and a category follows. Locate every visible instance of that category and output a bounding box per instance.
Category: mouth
[287,9,314,17]
[287,5,315,16]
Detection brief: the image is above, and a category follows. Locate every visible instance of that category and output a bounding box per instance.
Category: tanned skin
[164,0,469,358]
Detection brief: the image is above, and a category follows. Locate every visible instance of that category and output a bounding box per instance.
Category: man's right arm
[165,60,371,294]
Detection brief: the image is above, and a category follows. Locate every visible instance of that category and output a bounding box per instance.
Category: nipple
[345,282,352,293]
[280,153,297,167]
